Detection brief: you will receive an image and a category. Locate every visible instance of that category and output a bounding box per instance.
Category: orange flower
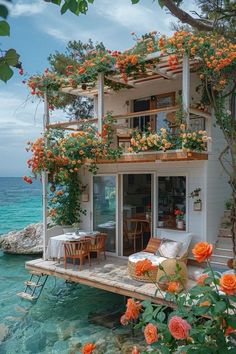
[196,273,208,286]
[144,323,158,344]
[192,242,213,262]
[219,273,236,295]
[135,259,156,276]
[167,281,182,293]
[124,298,142,321]
[168,316,191,340]
[81,343,96,354]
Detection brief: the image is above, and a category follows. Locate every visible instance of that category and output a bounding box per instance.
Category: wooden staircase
[17,271,48,301]
[211,210,234,268]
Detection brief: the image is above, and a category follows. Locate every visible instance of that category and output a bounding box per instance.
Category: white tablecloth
[46,232,98,259]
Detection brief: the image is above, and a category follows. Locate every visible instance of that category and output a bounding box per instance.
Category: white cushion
[158,239,182,258]
[157,230,193,258]
[129,251,166,266]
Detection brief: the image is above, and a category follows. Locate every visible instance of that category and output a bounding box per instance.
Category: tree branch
[161,0,214,31]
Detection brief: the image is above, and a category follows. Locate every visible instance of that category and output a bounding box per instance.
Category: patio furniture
[124,218,144,253]
[128,233,193,282]
[63,239,91,270]
[86,233,107,263]
[46,231,100,260]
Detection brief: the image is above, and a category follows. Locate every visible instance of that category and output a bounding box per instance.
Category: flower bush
[119,242,236,353]
[129,125,211,153]
[25,113,121,225]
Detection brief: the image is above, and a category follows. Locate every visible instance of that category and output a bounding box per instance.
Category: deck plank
[25,256,200,306]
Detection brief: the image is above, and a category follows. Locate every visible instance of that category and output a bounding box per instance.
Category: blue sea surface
[0,177,42,235]
[0,178,126,353]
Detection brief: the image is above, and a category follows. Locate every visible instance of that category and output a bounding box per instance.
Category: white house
[44,52,230,260]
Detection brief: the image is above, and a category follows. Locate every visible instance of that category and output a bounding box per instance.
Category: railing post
[42,93,49,260]
[182,54,190,127]
[97,72,104,134]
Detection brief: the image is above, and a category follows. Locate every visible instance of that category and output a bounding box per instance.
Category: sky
[0,0,195,177]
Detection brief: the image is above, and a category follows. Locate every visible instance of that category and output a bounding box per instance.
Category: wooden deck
[25,257,200,307]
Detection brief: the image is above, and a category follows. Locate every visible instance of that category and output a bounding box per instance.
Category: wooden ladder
[17,271,48,301]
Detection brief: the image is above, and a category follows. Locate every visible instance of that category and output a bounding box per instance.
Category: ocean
[0,178,125,353]
[0,177,42,235]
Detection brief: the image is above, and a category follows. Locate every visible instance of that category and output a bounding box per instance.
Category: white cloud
[10,0,46,17]
[45,27,71,43]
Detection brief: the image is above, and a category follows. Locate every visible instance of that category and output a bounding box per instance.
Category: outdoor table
[46,231,99,260]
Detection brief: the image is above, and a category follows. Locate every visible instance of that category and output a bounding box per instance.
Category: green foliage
[122,266,236,353]
[0,1,21,82]
[45,0,94,15]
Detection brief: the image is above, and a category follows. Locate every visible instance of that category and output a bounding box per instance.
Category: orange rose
[196,273,208,286]
[192,242,213,262]
[168,316,191,340]
[135,259,156,276]
[81,343,96,354]
[144,323,158,344]
[124,298,142,321]
[219,273,236,295]
[167,281,182,293]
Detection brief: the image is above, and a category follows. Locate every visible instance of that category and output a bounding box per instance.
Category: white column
[42,93,49,260]
[182,54,190,127]
[97,72,104,134]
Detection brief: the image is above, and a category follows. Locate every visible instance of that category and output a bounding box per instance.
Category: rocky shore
[0,223,43,255]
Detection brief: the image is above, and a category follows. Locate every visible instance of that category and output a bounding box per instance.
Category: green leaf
[87,0,94,3]
[213,300,227,314]
[0,63,13,82]
[0,20,10,36]
[0,5,9,19]
[60,1,69,14]
[5,49,20,66]
[131,0,140,4]
[68,0,78,13]
[44,0,62,4]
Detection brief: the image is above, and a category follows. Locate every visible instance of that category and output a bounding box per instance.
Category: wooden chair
[63,239,91,271]
[124,220,143,253]
[87,233,107,263]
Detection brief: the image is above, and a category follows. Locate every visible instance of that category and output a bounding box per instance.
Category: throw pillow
[157,238,182,258]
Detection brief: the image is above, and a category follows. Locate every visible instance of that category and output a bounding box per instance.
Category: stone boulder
[0,222,43,255]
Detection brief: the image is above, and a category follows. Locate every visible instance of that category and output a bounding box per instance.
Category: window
[155,93,175,130]
[132,98,150,131]
[157,176,186,230]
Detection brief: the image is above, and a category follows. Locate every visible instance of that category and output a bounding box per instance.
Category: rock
[0,222,43,255]
[0,323,9,342]
[88,308,122,329]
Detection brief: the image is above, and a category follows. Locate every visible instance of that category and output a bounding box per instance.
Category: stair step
[219,228,232,237]
[214,247,233,257]
[24,281,43,287]
[17,292,37,301]
[210,254,230,265]
[224,210,231,218]
[29,271,46,276]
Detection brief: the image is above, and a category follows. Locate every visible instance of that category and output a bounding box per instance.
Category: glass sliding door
[93,176,117,253]
[122,174,152,256]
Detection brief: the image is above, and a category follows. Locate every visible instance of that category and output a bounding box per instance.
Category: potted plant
[174,208,184,229]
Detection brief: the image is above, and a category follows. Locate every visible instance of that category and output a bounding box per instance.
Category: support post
[97,72,104,134]
[182,54,190,127]
[42,93,49,260]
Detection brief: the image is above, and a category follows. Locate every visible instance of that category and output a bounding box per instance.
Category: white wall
[79,160,207,247]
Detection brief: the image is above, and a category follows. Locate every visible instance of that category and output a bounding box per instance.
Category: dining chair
[124,220,143,253]
[63,239,91,271]
[86,233,107,263]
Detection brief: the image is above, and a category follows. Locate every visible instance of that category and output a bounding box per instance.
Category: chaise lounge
[128,231,193,282]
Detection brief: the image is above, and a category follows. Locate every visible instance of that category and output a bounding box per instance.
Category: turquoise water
[0,178,126,353]
[0,177,42,235]
[0,252,125,353]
